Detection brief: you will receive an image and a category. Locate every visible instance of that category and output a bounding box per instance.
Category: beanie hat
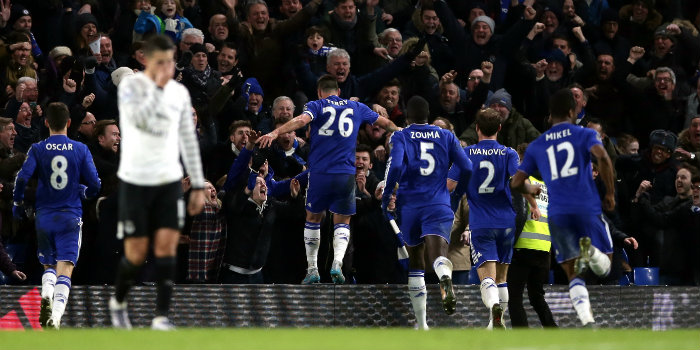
[48,46,73,60]
[472,15,495,34]
[111,67,135,87]
[76,13,98,32]
[189,43,207,55]
[546,49,568,68]
[601,8,619,23]
[9,4,30,28]
[649,129,677,152]
[242,77,264,112]
[486,88,512,112]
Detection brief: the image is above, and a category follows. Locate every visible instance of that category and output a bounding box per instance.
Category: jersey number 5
[50,155,69,190]
[420,142,435,176]
[546,141,578,180]
[319,107,353,137]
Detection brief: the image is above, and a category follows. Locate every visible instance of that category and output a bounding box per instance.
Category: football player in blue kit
[447,107,520,329]
[382,96,472,330]
[511,88,616,327]
[13,102,101,329]
[258,75,398,284]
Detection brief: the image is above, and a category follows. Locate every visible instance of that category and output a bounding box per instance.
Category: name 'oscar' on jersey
[451,139,519,229]
[519,123,603,216]
[392,124,468,207]
[303,95,378,175]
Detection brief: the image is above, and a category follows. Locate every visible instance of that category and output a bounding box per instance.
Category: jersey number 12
[546,141,578,180]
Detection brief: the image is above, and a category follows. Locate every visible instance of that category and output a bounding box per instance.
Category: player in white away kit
[110,35,205,331]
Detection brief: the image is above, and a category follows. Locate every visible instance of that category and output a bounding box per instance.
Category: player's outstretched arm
[12,146,37,211]
[80,149,102,199]
[373,115,400,133]
[257,114,312,148]
[381,134,404,216]
[591,144,616,211]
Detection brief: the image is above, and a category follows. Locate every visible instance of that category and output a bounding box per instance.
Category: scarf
[186,65,212,88]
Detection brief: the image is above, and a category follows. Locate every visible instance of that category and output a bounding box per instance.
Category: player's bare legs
[407,244,428,330]
[424,235,456,315]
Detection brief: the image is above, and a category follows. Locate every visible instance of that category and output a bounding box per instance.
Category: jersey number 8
[50,155,69,190]
[319,107,353,137]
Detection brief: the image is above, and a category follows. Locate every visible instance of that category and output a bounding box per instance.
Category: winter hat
[486,88,512,112]
[546,49,568,68]
[111,67,135,87]
[649,129,677,152]
[242,77,264,112]
[9,4,31,28]
[601,8,619,23]
[76,13,98,32]
[472,15,495,34]
[189,43,207,56]
[49,46,73,61]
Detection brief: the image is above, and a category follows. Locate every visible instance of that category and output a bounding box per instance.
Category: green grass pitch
[1,328,699,350]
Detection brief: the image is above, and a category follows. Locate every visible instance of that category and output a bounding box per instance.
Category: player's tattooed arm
[258,114,311,148]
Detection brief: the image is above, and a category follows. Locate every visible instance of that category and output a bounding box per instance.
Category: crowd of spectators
[0,0,699,287]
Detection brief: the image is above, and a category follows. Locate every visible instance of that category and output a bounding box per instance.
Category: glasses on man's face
[468,76,481,82]
[19,107,31,113]
[182,41,198,46]
[82,120,96,125]
[655,77,672,83]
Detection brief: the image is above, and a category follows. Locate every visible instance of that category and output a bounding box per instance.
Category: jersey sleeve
[518,144,537,176]
[585,128,604,152]
[302,100,321,121]
[79,145,102,199]
[178,90,205,189]
[448,133,472,177]
[382,132,405,207]
[13,145,38,204]
[358,102,379,125]
[506,148,519,176]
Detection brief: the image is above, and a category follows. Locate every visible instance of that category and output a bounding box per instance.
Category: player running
[447,108,519,329]
[381,96,472,330]
[258,74,398,284]
[13,102,101,329]
[511,88,615,327]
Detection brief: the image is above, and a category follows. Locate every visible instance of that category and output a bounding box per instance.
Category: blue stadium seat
[468,268,480,285]
[633,267,660,285]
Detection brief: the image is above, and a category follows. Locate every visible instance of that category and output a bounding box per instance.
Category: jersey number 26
[319,107,353,137]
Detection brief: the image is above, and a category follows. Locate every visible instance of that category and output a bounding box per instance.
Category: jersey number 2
[50,155,68,190]
[546,141,578,180]
[319,107,353,137]
[478,160,495,194]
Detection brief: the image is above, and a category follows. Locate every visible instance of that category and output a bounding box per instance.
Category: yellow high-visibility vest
[514,176,551,252]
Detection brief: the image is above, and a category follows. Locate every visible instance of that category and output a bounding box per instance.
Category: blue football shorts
[470,227,515,268]
[548,213,613,263]
[35,209,83,266]
[398,203,454,247]
[305,172,356,216]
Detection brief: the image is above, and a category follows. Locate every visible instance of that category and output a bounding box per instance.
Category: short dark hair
[475,108,501,136]
[228,120,252,135]
[221,41,237,51]
[549,88,576,120]
[274,117,291,128]
[95,119,117,138]
[317,74,339,93]
[406,95,429,124]
[143,34,175,56]
[382,78,401,90]
[356,143,372,155]
[46,102,70,131]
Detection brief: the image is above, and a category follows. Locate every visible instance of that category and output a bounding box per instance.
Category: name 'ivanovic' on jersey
[409,130,441,139]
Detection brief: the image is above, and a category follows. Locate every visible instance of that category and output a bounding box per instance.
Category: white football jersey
[117,72,204,189]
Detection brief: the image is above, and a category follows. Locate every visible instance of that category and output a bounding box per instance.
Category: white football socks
[52,275,71,321]
[497,283,509,311]
[41,268,57,300]
[569,277,595,325]
[432,256,453,280]
[588,246,611,277]
[480,277,499,309]
[408,270,428,330]
[332,223,350,262]
[303,222,321,269]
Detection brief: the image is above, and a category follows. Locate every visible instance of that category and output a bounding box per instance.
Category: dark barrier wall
[1,285,698,329]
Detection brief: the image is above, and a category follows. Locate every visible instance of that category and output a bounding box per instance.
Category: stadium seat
[468,268,480,284]
[633,267,660,285]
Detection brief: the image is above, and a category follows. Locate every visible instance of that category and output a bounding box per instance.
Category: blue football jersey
[449,140,518,229]
[384,124,472,208]
[303,95,378,174]
[14,135,101,213]
[519,123,602,216]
